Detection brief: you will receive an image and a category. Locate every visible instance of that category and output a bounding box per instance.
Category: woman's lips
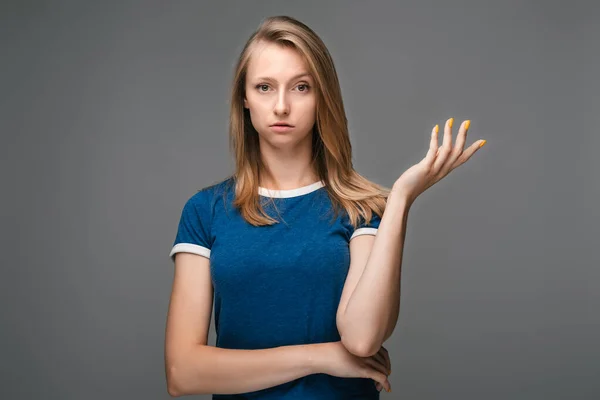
[270,124,294,133]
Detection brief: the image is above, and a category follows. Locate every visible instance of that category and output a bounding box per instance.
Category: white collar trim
[258,180,325,198]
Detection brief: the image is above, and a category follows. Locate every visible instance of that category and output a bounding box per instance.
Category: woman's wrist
[389,184,414,209]
[305,342,328,374]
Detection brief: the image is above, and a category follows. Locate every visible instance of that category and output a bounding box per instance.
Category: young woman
[165,15,486,399]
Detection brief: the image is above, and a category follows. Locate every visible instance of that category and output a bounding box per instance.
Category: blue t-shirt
[169,177,382,399]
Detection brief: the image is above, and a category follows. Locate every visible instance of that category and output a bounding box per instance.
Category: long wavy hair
[227,15,390,228]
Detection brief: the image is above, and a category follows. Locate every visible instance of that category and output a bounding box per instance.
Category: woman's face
[244,42,316,149]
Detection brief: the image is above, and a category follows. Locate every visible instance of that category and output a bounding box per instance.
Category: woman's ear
[243,98,248,109]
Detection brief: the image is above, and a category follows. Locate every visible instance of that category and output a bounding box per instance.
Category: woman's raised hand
[392,118,486,206]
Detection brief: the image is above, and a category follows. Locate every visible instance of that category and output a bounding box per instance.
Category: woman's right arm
[164,253,328,396]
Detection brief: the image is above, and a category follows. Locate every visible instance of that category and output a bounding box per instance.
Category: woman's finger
[451,140,486,169]
[379,346,391,374]
[432,117,454,173]
[364,355,388,376]
[453,119,469,154]
[371,351,389,375]
[366,368,392,393]
[374,381,383,391]
[423,124,439,168]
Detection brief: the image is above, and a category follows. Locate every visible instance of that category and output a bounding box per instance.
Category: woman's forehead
[246,42,311,80]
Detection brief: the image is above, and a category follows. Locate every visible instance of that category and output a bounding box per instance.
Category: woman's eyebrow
[254,72,312,82]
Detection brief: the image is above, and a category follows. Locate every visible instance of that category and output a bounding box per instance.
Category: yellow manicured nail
[435,124,439,133]
[464,120,471,130]
[479,140,486,148]
[448,117,454,128]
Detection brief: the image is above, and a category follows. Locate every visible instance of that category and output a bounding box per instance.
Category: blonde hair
[227,15,390,228]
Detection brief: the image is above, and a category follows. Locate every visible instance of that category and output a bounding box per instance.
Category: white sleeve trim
[169,243,211,261]
[350,227,378,240]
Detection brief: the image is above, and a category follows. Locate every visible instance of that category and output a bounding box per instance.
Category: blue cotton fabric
[169,177,381,399]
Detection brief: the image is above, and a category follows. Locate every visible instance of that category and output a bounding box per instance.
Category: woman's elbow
[341,334,378,358]
[166,358,211,397]
[166,364,184,397]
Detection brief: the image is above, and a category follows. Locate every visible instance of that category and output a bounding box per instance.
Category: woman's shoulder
[182,176,235,210]
[193,175,235,197]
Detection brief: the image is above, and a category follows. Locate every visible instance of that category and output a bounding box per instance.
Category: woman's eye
[257,84,269,92]
[297,84,310,92]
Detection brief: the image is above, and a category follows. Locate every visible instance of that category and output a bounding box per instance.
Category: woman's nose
[274,92,290,115]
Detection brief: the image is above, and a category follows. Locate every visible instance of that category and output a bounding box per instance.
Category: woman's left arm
[337,118,486,357]
[336,188,410,358]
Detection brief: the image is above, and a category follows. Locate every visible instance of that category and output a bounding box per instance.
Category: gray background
[1,0,598,399]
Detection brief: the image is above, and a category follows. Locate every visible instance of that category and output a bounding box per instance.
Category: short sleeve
[169,189,214,262]
[349,211,382,241]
